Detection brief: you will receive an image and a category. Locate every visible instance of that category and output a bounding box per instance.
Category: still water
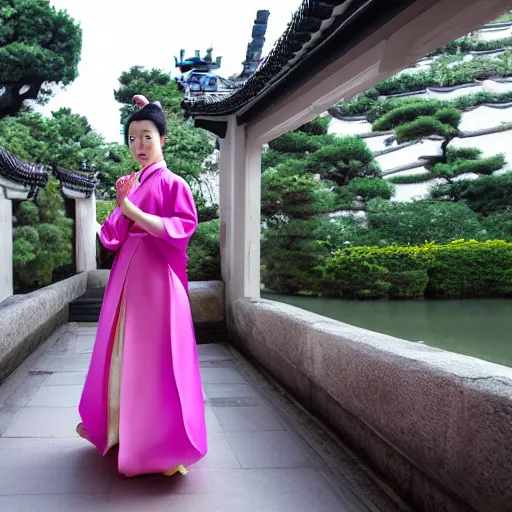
[262,294,512,368]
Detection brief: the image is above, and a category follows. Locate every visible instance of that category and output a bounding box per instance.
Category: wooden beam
[247,0,512,145]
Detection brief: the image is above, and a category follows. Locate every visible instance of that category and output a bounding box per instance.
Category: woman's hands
[115,173,164,237]
[116,173,138,207]
[120,197,165,237]
[120,197,137,220]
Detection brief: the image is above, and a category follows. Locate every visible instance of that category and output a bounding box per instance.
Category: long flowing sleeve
[156,175,198,252]
[99,206,132,252]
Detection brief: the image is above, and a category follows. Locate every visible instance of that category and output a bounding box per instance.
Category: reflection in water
[262,294,512,368]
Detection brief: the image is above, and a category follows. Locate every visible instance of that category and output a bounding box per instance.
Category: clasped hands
[114,173,165,237]
[116,173,138,220]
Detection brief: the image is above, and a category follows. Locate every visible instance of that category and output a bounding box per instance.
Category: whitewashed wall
[0,193,13,303]
[477,25,512,41]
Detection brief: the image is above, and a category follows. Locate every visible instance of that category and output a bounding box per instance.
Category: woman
[76,97,207,478]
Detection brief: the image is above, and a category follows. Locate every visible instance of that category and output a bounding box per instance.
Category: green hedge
[395,116,457,142]
[429,36,512,57]
[374,54,512,96]
[96,200,116,224]
[387,172,434,184]
[316,240,512,299]
[337,90,512,120]
[373,102,440,131]
[431,154,506,179]
[187,219,221,281]
[426,240,512,298]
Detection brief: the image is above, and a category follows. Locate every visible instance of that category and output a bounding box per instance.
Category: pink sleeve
[157,176,198,251]
[99,206,132,252]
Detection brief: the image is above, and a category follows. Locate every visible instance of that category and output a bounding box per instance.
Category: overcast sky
[40,0,301,143]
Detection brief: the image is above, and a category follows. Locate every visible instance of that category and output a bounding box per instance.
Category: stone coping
[0,273,87,383]
[0,273,224,383]
[86,270,224,324]
[231,297,512,512]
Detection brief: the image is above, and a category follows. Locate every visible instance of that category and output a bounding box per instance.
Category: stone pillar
[75,195,97,273]
[219,118,261,319]
[0,192,13,303]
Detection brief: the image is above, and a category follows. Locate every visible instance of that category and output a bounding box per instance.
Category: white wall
[459,104,512,131]
[376,139,444,170]
[450,129,512,168]
[75,196,97,273]
[0,193,12,303]
[477,25,512,41]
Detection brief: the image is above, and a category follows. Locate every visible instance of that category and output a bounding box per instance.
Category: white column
[219,118,262,318]
[0,192,13,302]
[75,195,97,273]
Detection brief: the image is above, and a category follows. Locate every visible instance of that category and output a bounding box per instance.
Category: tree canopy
[0,0,82,118]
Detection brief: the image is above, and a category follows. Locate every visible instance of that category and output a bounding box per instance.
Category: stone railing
[0,271,225,383]
[0,273,87,383]
[231,297,512,512]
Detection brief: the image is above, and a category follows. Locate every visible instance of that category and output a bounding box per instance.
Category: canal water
[262,294,512,368]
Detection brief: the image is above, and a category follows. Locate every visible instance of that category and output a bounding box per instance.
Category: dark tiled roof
[52,166,96,198]
[0,147,48,196]
[183,0,369,117]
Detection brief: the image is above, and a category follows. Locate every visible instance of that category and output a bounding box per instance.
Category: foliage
[317,245,430,299]
[268,131,332,153]
[261,149,296,171]
[12,179,73,292]
[261,217,333,295]
[193,192,219,222]
[387,172,434,184]
[306,136,380,186]
[0,110,137,199]
[425,240,512,298]
[374,53,512,96]
[430,172,512,215]
[346,177,394,202]
[428,35,512,57]
[334,95,378,117]
[434,108,463,128]
[261,161,339,223]
[395,116,457,142]
[114,66,183,122]
[375,70,433,96]
[445,147,482,161]
[295,116,331,135]
[493,11,512,22]
[481,211,512,241]
[364,199,486,245]
[0,0,82,118]
[373,102,440,131]
[187,219,221,281]
[431,153,505,181]
[96,200,116,225]
[98,144,139,199]
[336,87,512,121]
[317,240,512,299]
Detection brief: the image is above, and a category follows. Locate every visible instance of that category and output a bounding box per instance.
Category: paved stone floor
[0,323,409,512]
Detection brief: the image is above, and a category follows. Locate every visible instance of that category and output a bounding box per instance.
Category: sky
[39,0,301,143]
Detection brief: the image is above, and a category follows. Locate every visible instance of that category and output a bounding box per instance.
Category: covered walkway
[0,323,408,512]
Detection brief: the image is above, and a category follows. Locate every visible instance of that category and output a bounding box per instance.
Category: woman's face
[128,120,165,167]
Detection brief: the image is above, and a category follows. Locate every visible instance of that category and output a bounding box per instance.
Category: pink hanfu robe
[78,161,207,477]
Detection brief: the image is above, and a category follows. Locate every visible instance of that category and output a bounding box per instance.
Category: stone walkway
[0,324,408,512]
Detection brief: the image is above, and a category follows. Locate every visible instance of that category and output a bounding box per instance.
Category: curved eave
[53,166,96,199]
[0,148,49,193]
[185,0,416,125]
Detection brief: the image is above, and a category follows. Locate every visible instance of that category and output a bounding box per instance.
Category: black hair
[124,102,167,145]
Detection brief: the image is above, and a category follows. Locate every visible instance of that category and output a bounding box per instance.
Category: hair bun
[148,100,163,111]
